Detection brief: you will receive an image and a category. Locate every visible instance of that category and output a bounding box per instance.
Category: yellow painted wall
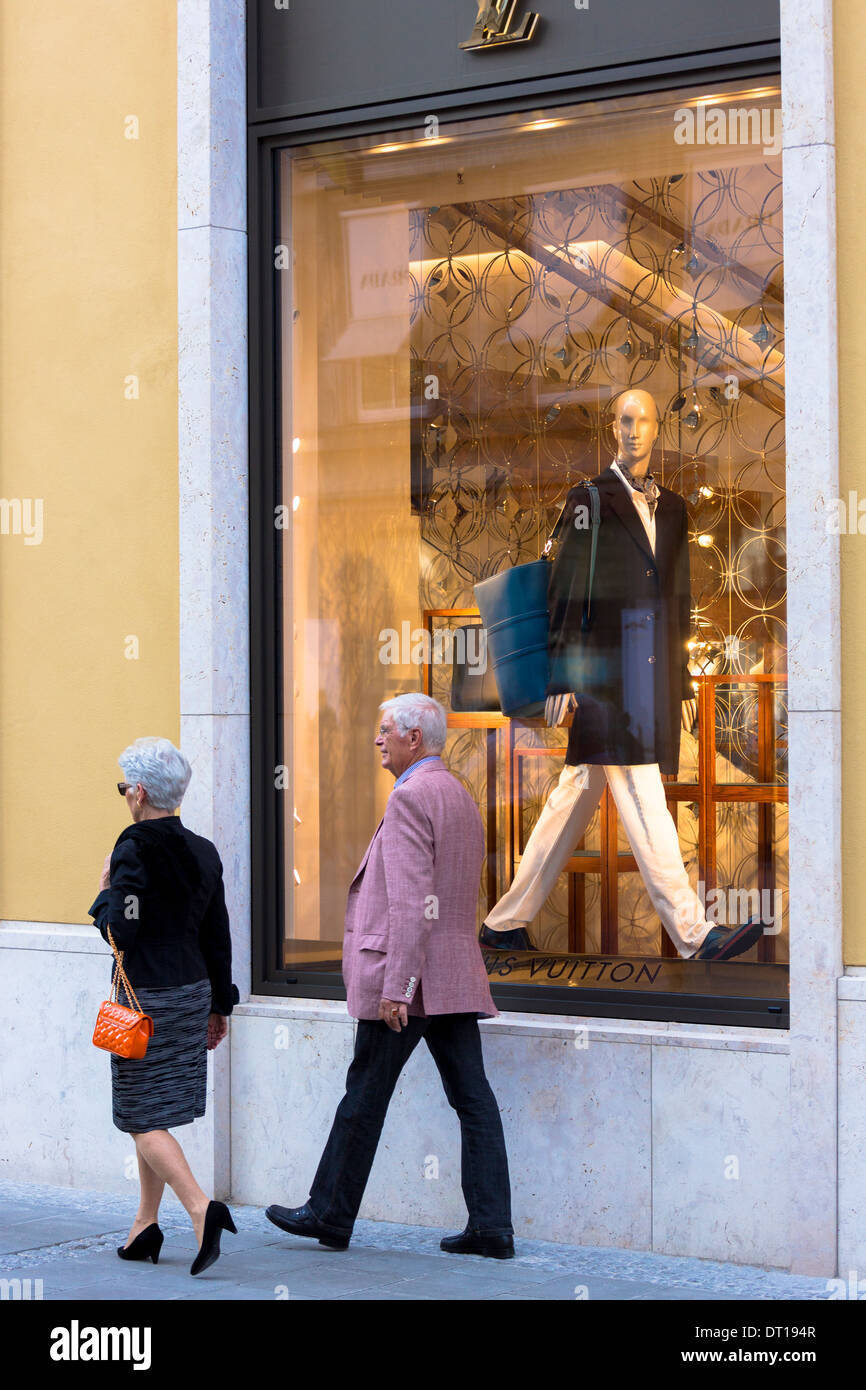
[0,2,178,922]
[0,1,858,970]
[836,2,866,962]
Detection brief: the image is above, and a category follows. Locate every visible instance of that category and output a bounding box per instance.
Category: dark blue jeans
[308,1013,512,1237]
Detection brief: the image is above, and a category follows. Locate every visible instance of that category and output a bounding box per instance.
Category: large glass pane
[276,82,787,1013]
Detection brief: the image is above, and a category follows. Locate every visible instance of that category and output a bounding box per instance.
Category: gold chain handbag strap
[106,925,144,1016]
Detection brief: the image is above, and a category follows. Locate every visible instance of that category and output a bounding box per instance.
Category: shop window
[270,83,787,1024]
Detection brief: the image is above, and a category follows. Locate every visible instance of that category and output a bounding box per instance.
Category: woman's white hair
[118,737,192,811]
[380,693,447,753]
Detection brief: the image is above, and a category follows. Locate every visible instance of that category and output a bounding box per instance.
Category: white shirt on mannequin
[611,459,656,554]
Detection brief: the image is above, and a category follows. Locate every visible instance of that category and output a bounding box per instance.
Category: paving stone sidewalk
[0,1180,833,1302]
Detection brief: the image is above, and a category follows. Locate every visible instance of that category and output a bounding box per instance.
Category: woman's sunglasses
[117,782,135,796]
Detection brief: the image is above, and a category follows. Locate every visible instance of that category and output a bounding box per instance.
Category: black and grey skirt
[110,977,212,1133]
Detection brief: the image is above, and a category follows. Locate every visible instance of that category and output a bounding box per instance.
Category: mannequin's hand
[545,693,576,728]
[682,697,698,732]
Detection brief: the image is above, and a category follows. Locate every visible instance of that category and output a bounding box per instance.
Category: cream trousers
[485,761,711,957]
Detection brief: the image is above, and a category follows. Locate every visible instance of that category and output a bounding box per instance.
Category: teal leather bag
[474,484,600,717]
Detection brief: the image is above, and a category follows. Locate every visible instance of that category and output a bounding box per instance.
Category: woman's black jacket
[88,816,238,1016]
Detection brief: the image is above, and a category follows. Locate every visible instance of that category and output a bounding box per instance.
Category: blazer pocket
[357,932,388,953]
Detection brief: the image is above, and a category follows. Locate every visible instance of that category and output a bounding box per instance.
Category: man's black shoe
[695,916,764,962]
[441,1227,515,1259]
[479,923,537,951]
[265,1202,350,1250]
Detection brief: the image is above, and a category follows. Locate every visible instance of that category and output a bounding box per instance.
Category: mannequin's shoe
[695,917,764,961]
[479,924,537,951]
[440,1227,515,1259]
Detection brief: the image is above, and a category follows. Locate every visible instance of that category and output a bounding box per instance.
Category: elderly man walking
[266,693,513,1259]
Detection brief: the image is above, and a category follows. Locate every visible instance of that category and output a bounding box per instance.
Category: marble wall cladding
[782,142,839,709]
[1,952,807,1266]
[780,0,835,149]
[651,1043,790,1269]
[179,712,251,1002]
[476,1028,652,1248]
[178,224,249,722]
[836,991,866,1272]
[177,0,250,1033]
[178,0,246,232]
[230,1006,798,1260]
[788,708,842,1275]
[779,0,840,1277]
[229,1005,357,1208]
[0,926,216,1195]
[231,1007,654,1243]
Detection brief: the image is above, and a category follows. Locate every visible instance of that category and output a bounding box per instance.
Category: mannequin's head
[611,389,660,474]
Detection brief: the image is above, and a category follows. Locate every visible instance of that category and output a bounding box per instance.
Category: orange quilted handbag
[92,926,154,1060]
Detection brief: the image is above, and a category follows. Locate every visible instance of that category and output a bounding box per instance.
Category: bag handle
[582,483,601,631]
[541,498,572,559]
[106,925,144,1017]
[542,483,601,564]
[542,483,602,628]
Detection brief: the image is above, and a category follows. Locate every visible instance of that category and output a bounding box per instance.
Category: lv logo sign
[459,0,540,51]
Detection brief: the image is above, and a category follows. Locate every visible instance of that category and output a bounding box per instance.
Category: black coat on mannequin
[547,465,693,776]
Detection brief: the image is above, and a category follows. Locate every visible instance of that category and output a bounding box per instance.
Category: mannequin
[480,389,763,962]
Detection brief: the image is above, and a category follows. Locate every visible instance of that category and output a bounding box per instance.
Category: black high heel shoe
[190,1200,237,1276]
[117,1224,164,1264]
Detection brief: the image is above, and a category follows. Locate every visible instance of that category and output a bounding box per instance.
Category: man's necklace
[616,459,660,518]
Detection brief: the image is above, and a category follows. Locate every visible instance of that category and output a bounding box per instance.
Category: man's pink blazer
[342,758,497,1021]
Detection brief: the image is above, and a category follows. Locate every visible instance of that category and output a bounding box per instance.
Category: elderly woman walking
[89,736,239,1276]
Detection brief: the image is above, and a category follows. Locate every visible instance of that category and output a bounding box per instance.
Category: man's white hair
[379,693,447,754]
[118,737,192,811]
